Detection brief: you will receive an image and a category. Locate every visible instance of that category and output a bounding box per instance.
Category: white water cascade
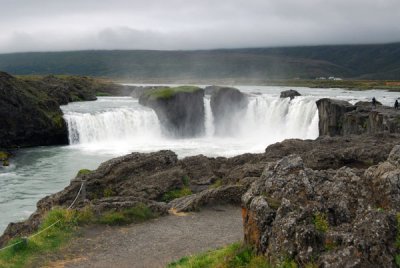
[64,108,161,144]
[62,95,319,156]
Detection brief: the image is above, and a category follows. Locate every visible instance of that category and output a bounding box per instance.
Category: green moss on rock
[162,187,192,202]
[77,169,92,176]
[144,86,202,100]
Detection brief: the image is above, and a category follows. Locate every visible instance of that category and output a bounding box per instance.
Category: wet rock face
[317,98,400,136]
[210,87,248,135]
[280,89,301,100]
[139,87,205,137]
[316,98,356,136]
[242,147,400,267]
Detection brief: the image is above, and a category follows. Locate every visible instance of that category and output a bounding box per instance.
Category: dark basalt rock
[139,86,205,137]
[280,89,301,100]
[0,72,138,149]
[0,72,69,148]
[28,75,98,105]
[317,98,400,136]
[242,145,400,267]
[210,86,248,135]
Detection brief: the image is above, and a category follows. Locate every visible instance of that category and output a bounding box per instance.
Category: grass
[98,203,156,225]
[167,242,270,268]
[182,175,190,187]
[96,92,112,96]
[0,208,92,268]
[103,187,115,198]
[209,179,223,189]
[0,203,155,267]
[313,212,329,233]
[77,169,92,176]
[145,86,201,100]
[0,151,9,160]
[162,187,192,202]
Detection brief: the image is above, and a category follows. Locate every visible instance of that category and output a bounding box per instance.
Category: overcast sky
[0,0,399,53]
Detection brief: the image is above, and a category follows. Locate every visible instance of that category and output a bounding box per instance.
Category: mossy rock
[143,86,202,100]
[77,169,92,176]
[0,151,9,161]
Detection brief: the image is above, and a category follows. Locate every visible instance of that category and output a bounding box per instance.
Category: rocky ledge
[317,98,400,136]
[242,145,400,267]
[210,86,248,135]
[0,72,130,149]
[1,133,400,259]
[139,86,205,137]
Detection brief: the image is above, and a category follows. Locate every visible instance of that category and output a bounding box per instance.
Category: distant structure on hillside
[316,76,342,81]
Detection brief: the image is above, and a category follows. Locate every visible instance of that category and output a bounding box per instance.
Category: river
[0,85,398,234]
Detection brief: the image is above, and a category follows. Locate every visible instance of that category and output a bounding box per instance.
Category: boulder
[210,86,248,135]
[280,89,301,100]
[139,86,205,137]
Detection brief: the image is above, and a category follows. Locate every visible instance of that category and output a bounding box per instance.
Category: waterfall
[204,97,215,137]
[63,95,319,146]
[64,108,161,144]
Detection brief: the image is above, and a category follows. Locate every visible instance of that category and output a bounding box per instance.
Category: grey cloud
[0,0,399,53]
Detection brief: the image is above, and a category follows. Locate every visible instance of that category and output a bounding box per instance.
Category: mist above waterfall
[62,93,319,157]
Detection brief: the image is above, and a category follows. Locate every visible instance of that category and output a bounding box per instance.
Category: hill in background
[0,43,399,82]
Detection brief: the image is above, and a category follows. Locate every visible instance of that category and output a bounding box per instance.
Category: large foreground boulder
[210,86,248,135]
[242,146,400,267]
[139,86,205,137]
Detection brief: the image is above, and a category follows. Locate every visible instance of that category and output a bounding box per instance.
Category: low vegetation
[0,203,155,268]
[209,179,223,189]
[162,187,192,202]
[144,86,201,100]
[77,169,92,176]
[313,212,329,233]
[167,242,270,268]
[98,203,156,225]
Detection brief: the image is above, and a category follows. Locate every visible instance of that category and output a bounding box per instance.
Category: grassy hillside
[0,43,399,81]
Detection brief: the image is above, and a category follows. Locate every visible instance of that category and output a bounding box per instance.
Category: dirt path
[43,205,243,268]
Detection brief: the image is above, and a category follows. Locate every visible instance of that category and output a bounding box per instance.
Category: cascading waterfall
[63,95,319,146]
[64,108,161,144]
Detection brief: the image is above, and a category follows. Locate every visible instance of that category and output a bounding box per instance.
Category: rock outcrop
[317,98,400,136]
[0,72,132,149]
[2,134,400,249]
[242,146,400,267]
[139,86,205,137]
[130,86,168,98]
[280,89,301,100]
[210,86,248,135]
[0,72,69,148]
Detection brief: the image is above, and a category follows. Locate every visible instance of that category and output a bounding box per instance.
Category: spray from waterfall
[63,95,319,148]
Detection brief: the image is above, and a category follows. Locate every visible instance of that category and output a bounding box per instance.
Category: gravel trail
[42,205,243,268]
